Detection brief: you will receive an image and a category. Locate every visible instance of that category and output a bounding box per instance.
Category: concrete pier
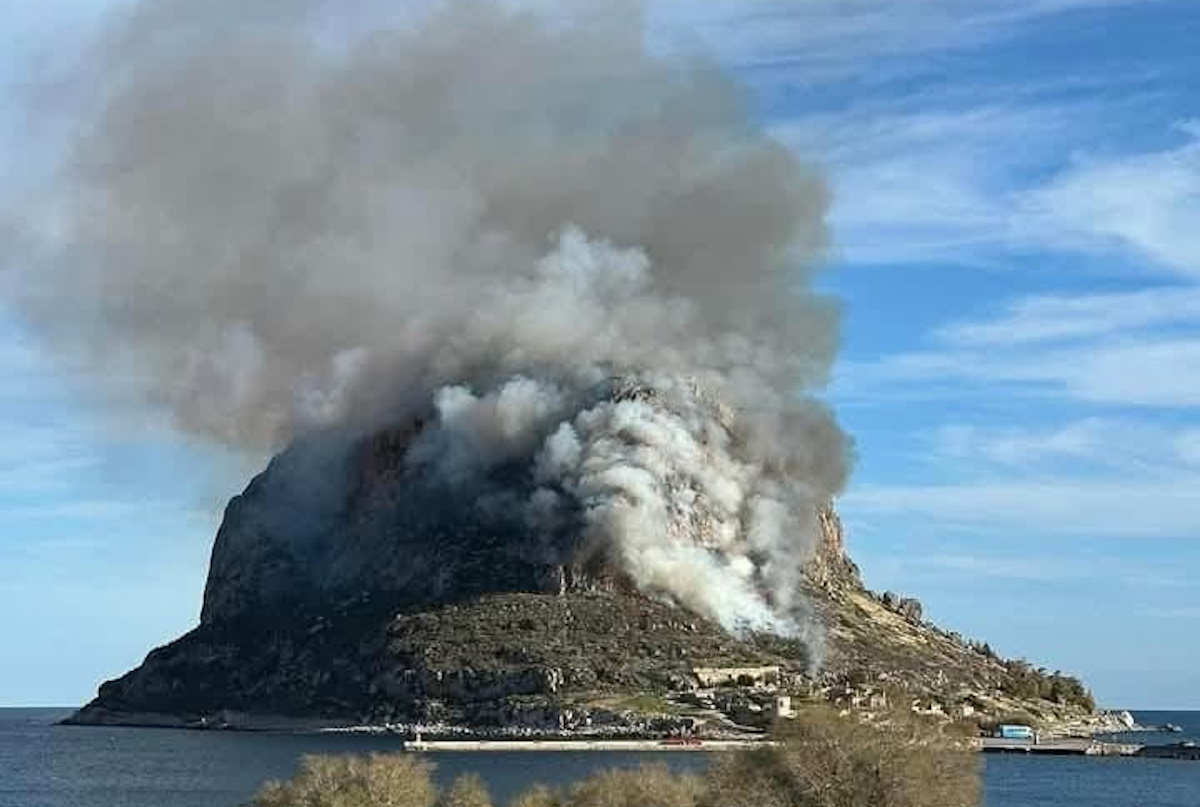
[978,737,1142,756]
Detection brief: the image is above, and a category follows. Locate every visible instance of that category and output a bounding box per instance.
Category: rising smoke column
[9,0,851,639]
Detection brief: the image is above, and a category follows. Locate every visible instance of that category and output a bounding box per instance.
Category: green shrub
[248,753,437,807]
[566,764,702,807]
[507,784,559,807]
[999,662,1095,711]
[439,774,493,807]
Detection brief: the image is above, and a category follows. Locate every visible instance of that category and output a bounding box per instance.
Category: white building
[774,695,795,719]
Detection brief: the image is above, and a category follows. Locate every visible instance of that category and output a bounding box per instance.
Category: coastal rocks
[880,591,924,623]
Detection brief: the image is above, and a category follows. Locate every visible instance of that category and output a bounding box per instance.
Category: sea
[1,709,1197,807]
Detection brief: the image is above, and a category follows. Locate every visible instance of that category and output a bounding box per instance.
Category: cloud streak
[933,286,1200,347]
[844,476,1200,540]
[932,420,1109,467]
[1018,121,1200,275]
[654,0,1178,84]
[839,336,1200,408]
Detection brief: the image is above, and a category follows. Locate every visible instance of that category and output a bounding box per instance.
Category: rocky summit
[68,425,1102,736]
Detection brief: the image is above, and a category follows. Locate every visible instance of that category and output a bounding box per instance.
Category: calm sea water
[1,708,1198,807]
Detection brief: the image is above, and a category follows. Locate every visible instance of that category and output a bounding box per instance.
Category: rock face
[880,591,924,623]
[68,425,1095,732]
[199,427,618,630]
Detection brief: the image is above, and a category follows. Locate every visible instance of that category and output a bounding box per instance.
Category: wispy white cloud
[844,476,1200,539]
[924,553,1080,582]
[0,422,100,496]
[839,284,1200,542]
[934,286,1200,347]
[1025,338,1200,407]
[737,1,1193,275]
[774,103,1069,265]
[777,107,1200,272]
[839,335,1200,407]
[839,268,1200,409]
[927,418,1200,483]
[654,0,1175,83]
[933,419,1109,467]
[1017,121,1200,276]
[920,552,1187,587]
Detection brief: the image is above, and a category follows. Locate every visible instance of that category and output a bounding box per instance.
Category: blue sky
[3,0,1199,709]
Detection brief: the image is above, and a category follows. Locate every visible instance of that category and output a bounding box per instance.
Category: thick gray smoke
[11,0,850,639]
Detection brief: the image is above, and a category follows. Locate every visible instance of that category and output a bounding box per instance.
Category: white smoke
[7,0,851,640]
[398,229,838,636]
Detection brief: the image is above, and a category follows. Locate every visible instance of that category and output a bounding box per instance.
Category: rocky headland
[67,424,1102,739]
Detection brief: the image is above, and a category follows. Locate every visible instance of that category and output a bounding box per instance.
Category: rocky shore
[1042,709,1140,738]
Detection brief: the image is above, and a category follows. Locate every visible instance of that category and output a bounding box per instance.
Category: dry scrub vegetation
[246,706,980,807]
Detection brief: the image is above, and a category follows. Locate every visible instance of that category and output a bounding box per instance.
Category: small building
[774,695,795,719]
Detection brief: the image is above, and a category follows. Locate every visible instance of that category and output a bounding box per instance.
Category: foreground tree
[249,754,438,807]
[567,764,704,807]
[439,773,494,807]
[709,707,981,807]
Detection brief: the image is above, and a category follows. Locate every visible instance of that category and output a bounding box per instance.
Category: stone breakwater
[397,739,768,752]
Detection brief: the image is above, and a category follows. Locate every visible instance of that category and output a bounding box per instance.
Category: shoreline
[61,709,770,745]
[56,707,1145,739]
[57,710,1199,760]
[399,738,768,752]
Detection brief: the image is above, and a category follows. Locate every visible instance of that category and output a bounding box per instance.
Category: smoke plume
[10,0,850,639]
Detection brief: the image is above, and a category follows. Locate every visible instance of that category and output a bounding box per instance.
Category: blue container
[998,724,1034,740]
